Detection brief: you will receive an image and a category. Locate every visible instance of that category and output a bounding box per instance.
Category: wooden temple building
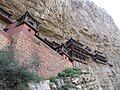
[42,37,109,65]
[93,50,108,63]
[0,7,112,78]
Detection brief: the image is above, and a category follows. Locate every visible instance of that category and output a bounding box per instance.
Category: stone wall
[12,31,39,67]
[0,30,12,50]
[12,30,72,78]
[38,40,73,78]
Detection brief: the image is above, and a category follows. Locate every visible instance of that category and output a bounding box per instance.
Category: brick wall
[38,40,73,78]
[12,30,73,78]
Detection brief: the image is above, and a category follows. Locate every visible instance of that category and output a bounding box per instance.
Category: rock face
[1,0,120,89]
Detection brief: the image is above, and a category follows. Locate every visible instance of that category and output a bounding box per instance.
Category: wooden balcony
[56,44,69,54]
[44,38,60,50]
[93,50,107,63]
[66,38,84,47]
[68,49,89,62]
[65,38,92,55]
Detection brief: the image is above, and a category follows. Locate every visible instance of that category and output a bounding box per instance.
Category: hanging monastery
[0,7,113,78]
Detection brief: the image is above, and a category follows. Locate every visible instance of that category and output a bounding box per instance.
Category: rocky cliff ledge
[1,0,120,90]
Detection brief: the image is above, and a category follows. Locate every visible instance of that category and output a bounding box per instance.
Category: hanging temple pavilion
[0,7,112,78]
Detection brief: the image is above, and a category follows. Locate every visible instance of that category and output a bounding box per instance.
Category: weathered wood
[0,7,11,18]
[93,50,107,63]
[17,11,39,32]
[44,38,60,50]
[0,7,12,23]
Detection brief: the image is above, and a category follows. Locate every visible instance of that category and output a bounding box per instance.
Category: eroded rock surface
[1,0,120,89]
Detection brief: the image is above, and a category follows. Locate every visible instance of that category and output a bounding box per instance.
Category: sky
[90,0,120,29]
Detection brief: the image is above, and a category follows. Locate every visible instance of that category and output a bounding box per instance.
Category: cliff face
[1,0,120,89]
[1,0,120,43]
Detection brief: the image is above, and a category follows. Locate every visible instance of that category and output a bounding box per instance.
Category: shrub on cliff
[0,46,40,90]
[50,68,89,83]
[49,68,89,90]
[58,68,89,78]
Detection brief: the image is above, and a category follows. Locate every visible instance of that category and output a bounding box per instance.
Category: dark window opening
[3,27,9,32]
[65,56,67,59]
[28,29,31,32]
[28,21,34,26]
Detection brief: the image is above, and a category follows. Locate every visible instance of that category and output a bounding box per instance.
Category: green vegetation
[49,68,89,83]
[61,83,75,90]
[49,68,89,89]
[0,46,40,90]
[58,68,89,78]
[49,76,59,84]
